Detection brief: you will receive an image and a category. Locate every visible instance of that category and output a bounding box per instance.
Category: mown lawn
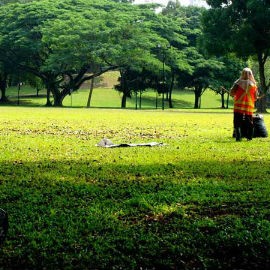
[0,107,269,269]
[5,83,228,109]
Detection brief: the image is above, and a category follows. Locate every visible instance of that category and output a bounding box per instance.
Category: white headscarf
[235,68,256,93]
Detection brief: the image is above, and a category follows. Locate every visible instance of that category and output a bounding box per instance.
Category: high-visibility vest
[233,84,257,115]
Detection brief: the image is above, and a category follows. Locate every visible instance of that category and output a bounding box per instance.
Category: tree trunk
[44,77,64,107]
[194,86,202,109]
[120,70,128,108]
[44,77,56,106]
[168,72,175,108]
[45,88,52,106]
[87,78,94,108]
[226,93,229,109]
[121,93,127,108]
[139,90,142,109]
[53,91,64,107]
[256,95,267,113]
[135,91,138,110]
[256,51,268,113]
[0,73,8,102]
[194,94,200,109]
[221,92,225,108]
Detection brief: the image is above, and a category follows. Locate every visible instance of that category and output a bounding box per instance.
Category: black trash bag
[0,208,8,244]
[232,114,268,138]
[253,114,268,138]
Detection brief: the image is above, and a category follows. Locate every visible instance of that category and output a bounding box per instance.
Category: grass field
[4,69,233,109]
[0,106,269,269]
[5,80,231,109]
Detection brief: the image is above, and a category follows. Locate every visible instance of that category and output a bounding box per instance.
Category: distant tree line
[0,0,269,110]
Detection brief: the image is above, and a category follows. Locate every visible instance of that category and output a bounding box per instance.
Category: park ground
[0,106,269,269]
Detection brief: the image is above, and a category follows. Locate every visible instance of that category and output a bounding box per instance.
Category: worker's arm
[230,84,238,96]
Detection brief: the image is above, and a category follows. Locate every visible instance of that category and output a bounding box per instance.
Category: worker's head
[240,67,256,84]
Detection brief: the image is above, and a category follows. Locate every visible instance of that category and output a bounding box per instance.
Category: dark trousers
[234,112,254,140]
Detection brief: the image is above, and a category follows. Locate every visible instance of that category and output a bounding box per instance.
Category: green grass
[5,84,230,109]
[0,107,269,269]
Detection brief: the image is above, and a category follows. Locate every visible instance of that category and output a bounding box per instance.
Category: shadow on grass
[0,97,48,107]
[0,159,270,270]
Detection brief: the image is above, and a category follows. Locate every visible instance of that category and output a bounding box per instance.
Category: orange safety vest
[233,84,257,115]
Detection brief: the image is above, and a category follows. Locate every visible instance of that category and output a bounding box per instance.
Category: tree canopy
[0,0,165,106]
[163,4,229,108]
[202,0,270,112]
[0,0,268,109]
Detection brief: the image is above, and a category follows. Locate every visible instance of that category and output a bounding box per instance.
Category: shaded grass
[0,107,269,269]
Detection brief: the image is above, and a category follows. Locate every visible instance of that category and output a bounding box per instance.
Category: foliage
[203,0,270,112]
[0,0,33,4]
[162,4,228,109]
[111,8,188,108]
[0,107,270,269]
[112,0,134,2]
[208,55,247,108]
[0,0,163,107]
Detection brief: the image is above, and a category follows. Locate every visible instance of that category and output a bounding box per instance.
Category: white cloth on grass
[96,138,165,148]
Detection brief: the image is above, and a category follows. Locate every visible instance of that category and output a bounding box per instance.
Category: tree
[179,48,224,108]
[152,13,190,108]
[129,4,193,109]
[202,0,270,112]
[0,70,8,102]
[112,1,190,109]
[163,4,225,109]
[0,0,65,106]
[0,61,11,103]
[40,2,119,106]
[105,7,174,108]
[207,55,247,109]
[25,74,44,97]
[0,0,155,106]
[0,60,28,103]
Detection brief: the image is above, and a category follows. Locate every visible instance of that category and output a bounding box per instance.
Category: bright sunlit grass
[6,82,230,109]
[0,106,269,269]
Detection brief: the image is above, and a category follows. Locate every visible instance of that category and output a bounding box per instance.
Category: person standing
[230,68,258,141]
